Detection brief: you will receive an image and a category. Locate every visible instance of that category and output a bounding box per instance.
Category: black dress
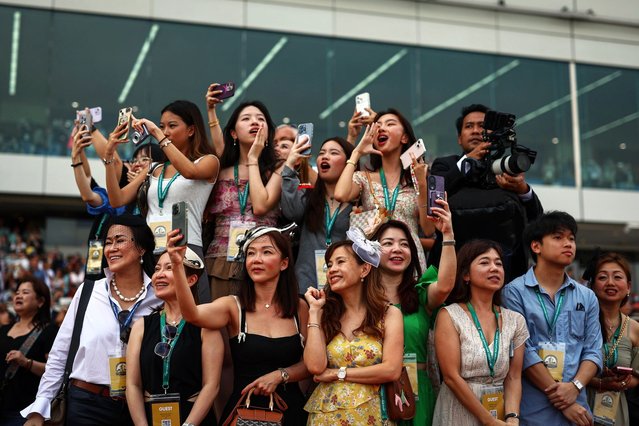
[0,323,58,425]
[140,312,217,425]
[221,301,307,425]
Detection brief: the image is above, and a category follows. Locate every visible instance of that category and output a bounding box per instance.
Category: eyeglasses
[154,324,178,359]
[118,310,132,344]
[130,156,151,165]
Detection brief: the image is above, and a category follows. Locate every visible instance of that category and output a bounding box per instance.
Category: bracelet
[160,138,172,149]
[441,240,456,246]
[71,161,83,168]
[102,157,115,165]
[26,358,33,371]
[346,159,357,167]
[246,163,258,167]
[307,323,320,329]
[504,413,519,420]
[208,120,219,128]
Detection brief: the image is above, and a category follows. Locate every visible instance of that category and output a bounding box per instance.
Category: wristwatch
[505,412,520,420]
[571,379,584,392]
[337,367,347,381]
[278,368,289,384]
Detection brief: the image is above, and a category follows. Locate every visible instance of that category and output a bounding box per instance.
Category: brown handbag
[222,388,288,426]
[385,366,416,420]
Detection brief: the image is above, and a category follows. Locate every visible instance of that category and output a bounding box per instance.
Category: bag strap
[61,279,95,386]
[3,327,43,381]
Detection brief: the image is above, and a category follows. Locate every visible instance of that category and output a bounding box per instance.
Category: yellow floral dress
[305,332,393,425]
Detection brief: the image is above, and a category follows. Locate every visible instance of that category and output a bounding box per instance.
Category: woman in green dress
[371,196,456,426]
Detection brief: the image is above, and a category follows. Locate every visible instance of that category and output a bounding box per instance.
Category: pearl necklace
[111,278,145,302]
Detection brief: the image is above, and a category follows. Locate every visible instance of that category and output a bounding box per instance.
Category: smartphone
[427,175,445,217]
[614,366,633,375]
[216,82,236,100]
[355,92,371,117]
[172,201,189,247]
[297,123,313,156]
[76,109,92,131]
[131,124,150,145]
[89,107,102,123]
[400,138,426,169]
[117,107,133,141]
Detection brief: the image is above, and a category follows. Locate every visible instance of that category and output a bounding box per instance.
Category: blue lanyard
[324,200,341,246]
[157,162,181,209]
[234,163,250,216]
[379,168,400,214]
[160,312,186,391]
[467,303,500,377]
[535,288,566,336]
[106,282,145,331]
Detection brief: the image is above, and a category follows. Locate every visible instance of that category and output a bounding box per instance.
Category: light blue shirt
[502,267,602,426]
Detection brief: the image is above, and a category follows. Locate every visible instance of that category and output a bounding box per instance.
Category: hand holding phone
[400,139,426,169]
[117,107,133,141]
[76,108,93,131]
[172,202,188,247]
[355,93,371,117]
[215,82,236,100]
[427,175,445,217]
[614,366,633,375]
[297,123,314,156]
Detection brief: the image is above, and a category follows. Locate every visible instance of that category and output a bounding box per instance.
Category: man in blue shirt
[502,211,602,425]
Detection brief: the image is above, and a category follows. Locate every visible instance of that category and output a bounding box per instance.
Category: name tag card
[314,249,327,290]
[538,341,566,381]
[149,214,171,254]
[108,348,127,397]
[86,240,103,275]
[481,385,504,420]
[593,390,620,426]
[148,393,181,426]
[227,220,256,261]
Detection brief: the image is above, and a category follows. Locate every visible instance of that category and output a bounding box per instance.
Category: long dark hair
[16,276,51,330]
[220,101,276,183]
[369,108,417,188]
[305,137,354,233]
[447,239,504,306]
[371,220,422,314]
[321,241,388,342]
[238,231,298,318]
[161,100,214,160]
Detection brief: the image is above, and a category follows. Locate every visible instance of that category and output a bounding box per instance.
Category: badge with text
[227,220,256,261]
[480,385,504,420]
[149,214,171,254]
[593,390,620,426]
[86,240,103,275]
[148,392,181,426]
[538,341,566,381]
[314,249,327,290]
[403,352,419,401]
[108,348,127,397]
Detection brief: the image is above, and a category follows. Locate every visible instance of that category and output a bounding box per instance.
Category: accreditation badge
[148,213,172,254]
[86,240,103,275]
[227,220,256,261]
[314,249,327,290]
[593,390,620,426]
[148,393,181,426]
[403,352,419,401]
[480,385,504,420]
[538,342,566,381]
[108,348,127,397]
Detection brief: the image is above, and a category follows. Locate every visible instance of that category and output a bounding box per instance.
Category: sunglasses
[118,310,132,344]
[154,324,178,359]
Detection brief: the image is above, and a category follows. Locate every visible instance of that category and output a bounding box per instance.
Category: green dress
[395,265,439,426]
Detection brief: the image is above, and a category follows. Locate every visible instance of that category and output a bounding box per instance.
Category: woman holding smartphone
[104,100,219,303]
[334,109,434,269]
[586,252,639,426]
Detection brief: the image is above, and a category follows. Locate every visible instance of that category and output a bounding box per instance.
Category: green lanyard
[160,312,186,392]
[379,168,400,214]
[603,314,622,368]
[467,302,500,378]
[324,201,341,246]
[535,288,566,336]
[157,162,181,209]
[94,213,108,240]
[234,163,250,216]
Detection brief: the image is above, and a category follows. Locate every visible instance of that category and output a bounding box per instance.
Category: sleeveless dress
[587,317,639,426]
[139,312,217,425]
[305,331,392,425]
[220,297,307,425]
[432,303,529,425]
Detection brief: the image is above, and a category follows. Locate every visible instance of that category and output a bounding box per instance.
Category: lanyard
[324,200,341,246]
[106,282,144,332]
[160,312,186,392]
[94,213,108,240]
[603,314,627,368]
[535,288,566,335]
[234,163,250,216]
[157,162,181,209]
[379,168,400,214]
[467,302,500,378]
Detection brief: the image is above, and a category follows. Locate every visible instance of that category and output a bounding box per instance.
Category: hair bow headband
[346,226,382,268]
[234,223,297,261]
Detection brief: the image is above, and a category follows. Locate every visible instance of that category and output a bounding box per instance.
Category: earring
[140,257,144,264]
[361,277,364,283]
[464,280,470,286]
[233,138,237,147]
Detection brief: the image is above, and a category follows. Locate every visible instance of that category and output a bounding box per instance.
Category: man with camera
[427,103,543,281]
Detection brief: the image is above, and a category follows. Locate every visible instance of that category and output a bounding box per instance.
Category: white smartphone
[76,107,102,125]
[355,92,371,117]
[400,138,426,169]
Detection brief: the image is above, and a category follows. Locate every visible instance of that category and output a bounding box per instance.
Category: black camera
[462,110,537,188]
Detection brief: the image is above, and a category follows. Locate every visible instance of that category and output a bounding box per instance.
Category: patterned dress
[432,303,529,425]
[305,332,393,426]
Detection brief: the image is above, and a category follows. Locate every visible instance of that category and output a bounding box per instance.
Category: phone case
[356,93,370,117]
[400,139,426,169]
[216,82,236,100]
[297,123,313,156]
[77,110,92,131]
[172,202,188,247]
[117,107,132,141]
[427,175,445,216]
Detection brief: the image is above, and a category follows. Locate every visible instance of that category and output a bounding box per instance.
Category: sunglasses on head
[154,324,178,359]
[118,310,132,344]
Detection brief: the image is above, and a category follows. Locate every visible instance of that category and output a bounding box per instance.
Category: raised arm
[104,122,146,208]
[280,138,312,222]
[205,83,225,157]
[246,124,282,215]
[411,155,436,237]
[71,126,103,207]
[425,197,456,311]
[303,288,328,375]
[335,125,381,203]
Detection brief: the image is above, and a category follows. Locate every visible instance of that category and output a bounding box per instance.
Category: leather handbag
[222,388,288,426]
[385,366,416,420]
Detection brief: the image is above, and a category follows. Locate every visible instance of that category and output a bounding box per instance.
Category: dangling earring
[233,138,237,147]
[464,279,470,286]
[140,257,144,264]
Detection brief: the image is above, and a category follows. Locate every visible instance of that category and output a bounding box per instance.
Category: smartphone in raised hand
[355,92,371,117]
[427,175,445,217]
[172,201,189,247]
[400,139,426,169]
[297,123,313,156]
[215,82,236,100]
[117,107,133,141]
